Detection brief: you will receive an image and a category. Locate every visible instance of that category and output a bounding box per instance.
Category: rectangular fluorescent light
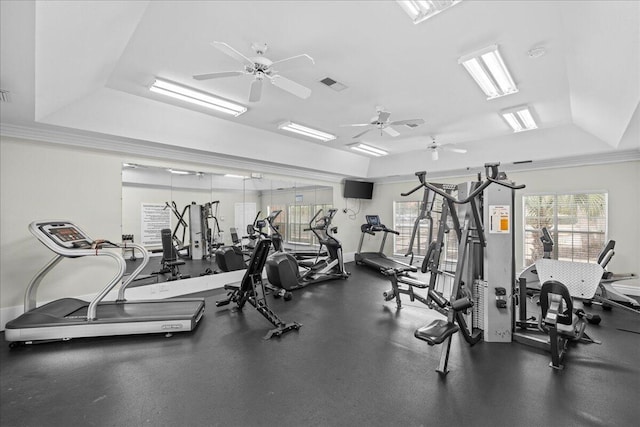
[349,143,388,157]
[278,121,336,142]
[397,1,462,24]
[458,45,518,99]
[224,174,248,179]
[502,106,538,133]
[168,169,192,175]
[150,78,247,116]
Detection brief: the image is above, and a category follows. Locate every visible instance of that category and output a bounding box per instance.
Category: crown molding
[0,123,345,183]
[374,149,640,184]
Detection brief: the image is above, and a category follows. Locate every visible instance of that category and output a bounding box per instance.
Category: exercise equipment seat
[415,319,459,345]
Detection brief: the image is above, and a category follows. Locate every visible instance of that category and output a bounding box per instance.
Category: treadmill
[5,220,205,345]
[354,215,416,273]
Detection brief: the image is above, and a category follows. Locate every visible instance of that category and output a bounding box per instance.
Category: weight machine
[392,163,525,375]
[164,200,223,260]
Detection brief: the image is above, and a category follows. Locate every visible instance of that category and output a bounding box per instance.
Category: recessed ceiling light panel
[502,106,538,133]
[397,0,462,24]
[459,45,518,100]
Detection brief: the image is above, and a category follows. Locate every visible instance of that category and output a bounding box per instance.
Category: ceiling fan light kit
[397,0,462,24]
[278,121,336,142]
[150,78,247,116]
[349,143,388,157]
[458,45,518,100]
[502,106,538,132]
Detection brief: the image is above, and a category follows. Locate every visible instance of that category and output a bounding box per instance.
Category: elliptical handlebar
[401,162,525,203]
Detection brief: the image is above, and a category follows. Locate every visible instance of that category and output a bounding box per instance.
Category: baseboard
[0,269,245,332]
[343,252,355,263]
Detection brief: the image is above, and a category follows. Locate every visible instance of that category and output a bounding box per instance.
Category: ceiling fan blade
[341,123,371,127]
[212,41,254,68]
[271,53,315,68]
[270,75,311,99]
[353,128,373,139]
[249,79,263,102]
[377,111,391,123]
[193,71,244,80]
[383,126,400,137]
[390,118,425,126]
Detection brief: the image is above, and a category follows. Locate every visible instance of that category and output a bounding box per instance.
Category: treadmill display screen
[51,227,84,242]
[366,215,381,226]
[43,224,92,248]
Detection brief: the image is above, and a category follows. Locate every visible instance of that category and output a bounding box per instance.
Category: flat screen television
[343,180,374,199]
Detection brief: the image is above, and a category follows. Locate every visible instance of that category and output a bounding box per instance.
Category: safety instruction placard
[489,205,510,234]
[141,203,171,246]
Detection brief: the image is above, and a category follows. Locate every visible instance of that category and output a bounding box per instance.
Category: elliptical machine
[266,208,350,296]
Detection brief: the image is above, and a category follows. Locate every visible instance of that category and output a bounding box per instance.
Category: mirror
[121,163,333,287]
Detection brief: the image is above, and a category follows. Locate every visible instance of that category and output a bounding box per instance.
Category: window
[393,199,458,263]
[268,204,333,245]
[523,192,607,266]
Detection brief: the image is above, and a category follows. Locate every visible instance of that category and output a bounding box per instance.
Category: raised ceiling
[1,1,638,180]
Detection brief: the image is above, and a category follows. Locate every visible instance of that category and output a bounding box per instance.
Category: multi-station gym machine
[391,163,523,375]
[164,200,223,260]
[384,162,604,374]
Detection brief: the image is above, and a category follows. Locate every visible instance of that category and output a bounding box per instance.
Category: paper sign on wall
[489,205,510,234]
[141,203,170,246]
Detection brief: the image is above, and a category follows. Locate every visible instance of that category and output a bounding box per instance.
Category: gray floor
[1,263,639,427]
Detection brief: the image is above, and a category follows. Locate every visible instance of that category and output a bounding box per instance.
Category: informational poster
[141,203,171,246]
[489,205,510,234]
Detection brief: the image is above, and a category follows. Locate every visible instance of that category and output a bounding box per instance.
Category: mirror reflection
[121,163,333,285]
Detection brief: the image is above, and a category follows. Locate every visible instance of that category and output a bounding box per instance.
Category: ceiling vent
[0,89,10,103]
[320,77,347,92]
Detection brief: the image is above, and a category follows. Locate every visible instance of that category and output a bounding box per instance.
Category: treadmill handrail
[28,221,138,321]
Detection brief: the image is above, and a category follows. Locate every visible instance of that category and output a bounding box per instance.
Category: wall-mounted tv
[343,180,374,199]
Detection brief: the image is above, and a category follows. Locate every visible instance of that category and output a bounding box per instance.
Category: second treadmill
[354,215,416,274]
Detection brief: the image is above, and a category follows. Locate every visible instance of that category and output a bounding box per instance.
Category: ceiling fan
[428,137,467,161]
[343,106,425,139]
[193,41,314,102]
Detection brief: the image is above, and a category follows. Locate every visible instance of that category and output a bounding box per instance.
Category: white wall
[1,137,123,309]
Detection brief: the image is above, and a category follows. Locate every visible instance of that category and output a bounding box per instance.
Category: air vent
[320,77,347,92]
[513,160,533,165]
[0,89,10,103]
[405,123,420,128]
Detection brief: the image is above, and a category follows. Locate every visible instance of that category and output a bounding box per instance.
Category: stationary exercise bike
[266,208,349,297]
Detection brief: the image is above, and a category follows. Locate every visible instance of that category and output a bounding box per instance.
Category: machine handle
[401,162,524,203]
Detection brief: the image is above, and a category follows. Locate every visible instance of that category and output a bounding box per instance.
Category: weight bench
[536,258,603,369]
[215,238,301,339]
[153,228,190,281]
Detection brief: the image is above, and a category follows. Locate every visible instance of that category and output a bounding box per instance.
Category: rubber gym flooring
[1,262,638,426]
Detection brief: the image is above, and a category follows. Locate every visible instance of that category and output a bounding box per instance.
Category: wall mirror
[121,163,333,285]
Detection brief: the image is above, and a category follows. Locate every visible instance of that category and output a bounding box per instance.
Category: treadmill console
[366,215,381,227]
[40,222,92,249]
